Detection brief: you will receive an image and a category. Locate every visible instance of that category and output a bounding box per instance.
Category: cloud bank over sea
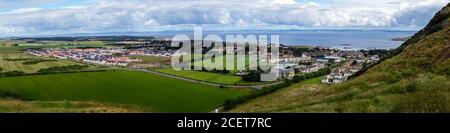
[0,0,448,36]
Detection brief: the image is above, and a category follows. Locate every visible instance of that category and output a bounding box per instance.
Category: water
[140,30,416,50]
[70,30,417,50]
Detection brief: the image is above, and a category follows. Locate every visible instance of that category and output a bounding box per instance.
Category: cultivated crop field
[0,71,247,112]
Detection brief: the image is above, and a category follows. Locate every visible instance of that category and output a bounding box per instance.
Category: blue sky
[0,0,448,36]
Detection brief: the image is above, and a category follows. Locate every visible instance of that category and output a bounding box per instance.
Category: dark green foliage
[242,70,261,82]
[289,47,310,57]
[3,58,33,61]
[0,71,25,77]
[22,59,57,65]
[199,68,230,74]
[303,67,331,79]
[37,65,89,74]
[0,91,31,101]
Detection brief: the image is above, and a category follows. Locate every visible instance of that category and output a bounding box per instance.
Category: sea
[65,30,418,50]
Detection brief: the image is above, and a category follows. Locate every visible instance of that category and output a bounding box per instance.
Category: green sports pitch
[0,71,248,112]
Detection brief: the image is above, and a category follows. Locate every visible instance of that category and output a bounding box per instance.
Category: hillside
[0,71,246,113]
[229,3,450,113]
[0,99,148,113]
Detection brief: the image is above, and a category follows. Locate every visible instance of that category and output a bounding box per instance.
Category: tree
[242,71,261,82]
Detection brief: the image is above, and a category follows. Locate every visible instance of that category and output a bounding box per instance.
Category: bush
[0,71,25,77]
[22,59,57,65]
[3,58,32,61]
[0,91,31,101]
[37,65,89,74]
[242,70,261,82]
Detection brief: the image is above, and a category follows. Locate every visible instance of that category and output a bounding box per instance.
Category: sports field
[0,71,247,112]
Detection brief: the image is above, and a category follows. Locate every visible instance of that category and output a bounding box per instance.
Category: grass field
[0,41,103,73]
[0,71,247,112]
[154,68,243,85]
[130,55,170,64]
[0,52,82,73]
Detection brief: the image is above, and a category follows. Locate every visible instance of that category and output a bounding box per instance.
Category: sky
[0,0,448,36]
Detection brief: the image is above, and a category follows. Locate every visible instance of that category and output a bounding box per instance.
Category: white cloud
[0,0,448,36]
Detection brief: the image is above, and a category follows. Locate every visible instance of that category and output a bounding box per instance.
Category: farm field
[190,54,258,69]
[0,71,247,112]
[153,68,243,85]
[0,41,106,73]
[1,39,105,47]
[0,51,82,73]
[130,56,171,64]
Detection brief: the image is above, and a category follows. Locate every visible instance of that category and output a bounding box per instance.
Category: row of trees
[292,67,331,83]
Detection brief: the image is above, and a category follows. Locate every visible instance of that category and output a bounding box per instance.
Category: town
[27,46,175,66]
[25,40,386,84]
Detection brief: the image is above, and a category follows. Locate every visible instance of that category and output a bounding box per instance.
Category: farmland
[0,40,108,73]
[0,49,82,73]
[153,68,243,85]
[0,71,247,112]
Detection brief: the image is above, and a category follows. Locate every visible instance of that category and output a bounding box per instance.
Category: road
[133,69,284,90]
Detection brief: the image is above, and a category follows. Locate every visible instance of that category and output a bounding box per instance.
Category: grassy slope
[0,99,148,113]
[0,71,247,112]
[230,4,450,113]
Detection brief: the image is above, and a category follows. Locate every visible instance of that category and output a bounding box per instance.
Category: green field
[0,41,104,73]
[130,55,170,64]
[0,52,82,73]
[154,68,243,85]
[0,71,247,112]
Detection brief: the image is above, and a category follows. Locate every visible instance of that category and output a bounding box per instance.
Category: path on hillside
[133,69,283,89]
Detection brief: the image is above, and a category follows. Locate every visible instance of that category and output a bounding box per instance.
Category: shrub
[0,91,31,101]
[242,70,261,82]
[0,71,25,77]
[37,65,89,74]
[22,59,57,65]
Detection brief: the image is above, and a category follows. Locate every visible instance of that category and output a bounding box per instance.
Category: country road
[133,69,284,90]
